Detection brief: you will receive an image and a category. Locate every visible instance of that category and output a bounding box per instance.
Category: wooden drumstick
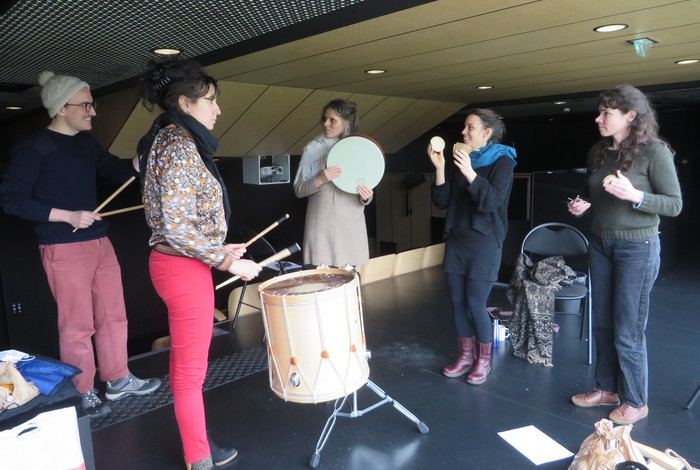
[244,214,289,248]
[215,243,300,290]
[73,175,136,232]
[97,204,145,217]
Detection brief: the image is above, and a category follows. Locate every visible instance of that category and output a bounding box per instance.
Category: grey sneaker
[105,373,162,401]
[82,388,111,418]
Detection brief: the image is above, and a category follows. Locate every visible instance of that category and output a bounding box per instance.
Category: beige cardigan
[294,135,371,267]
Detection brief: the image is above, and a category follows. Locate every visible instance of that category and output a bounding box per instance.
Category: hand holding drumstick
[72,176,136,232]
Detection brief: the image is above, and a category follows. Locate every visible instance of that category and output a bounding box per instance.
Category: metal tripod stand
[309,377,429,468]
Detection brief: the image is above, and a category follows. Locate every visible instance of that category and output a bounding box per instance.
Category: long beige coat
[294,135,371,267]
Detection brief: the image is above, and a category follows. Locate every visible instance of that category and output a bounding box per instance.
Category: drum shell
[259,268,369,403]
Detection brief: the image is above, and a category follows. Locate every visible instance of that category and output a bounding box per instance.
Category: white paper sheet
[498,425,573,465]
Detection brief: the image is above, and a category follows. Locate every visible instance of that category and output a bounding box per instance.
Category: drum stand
[309,375,429,468]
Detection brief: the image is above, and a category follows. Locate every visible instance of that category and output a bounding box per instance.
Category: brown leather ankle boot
[443,336,475,377]
[466,341,492,385]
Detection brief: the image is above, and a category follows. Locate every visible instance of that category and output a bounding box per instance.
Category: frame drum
[259,268,369,403]
[326,134,385,194]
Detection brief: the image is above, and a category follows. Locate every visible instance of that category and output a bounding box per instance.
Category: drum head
[326,135,385,194]
[261,271,354,296]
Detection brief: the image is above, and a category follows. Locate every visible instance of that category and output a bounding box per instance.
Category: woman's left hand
[603,170,644,204]
[453,148,476,181]
[357,184,373,203]
[224,243,246,260]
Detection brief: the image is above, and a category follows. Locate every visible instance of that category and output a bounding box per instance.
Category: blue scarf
[469,142,517,169]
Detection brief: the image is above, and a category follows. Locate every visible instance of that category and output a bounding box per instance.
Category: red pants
[149,251,214,464]
[40,237,129,393]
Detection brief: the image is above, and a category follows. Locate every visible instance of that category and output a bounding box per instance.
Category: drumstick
[215,243,301,290]
[244,214,289,248]
[72,176,136,232]
[97,204,145,217]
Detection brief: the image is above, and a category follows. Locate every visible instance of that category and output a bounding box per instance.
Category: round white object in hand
[429,136,445,152]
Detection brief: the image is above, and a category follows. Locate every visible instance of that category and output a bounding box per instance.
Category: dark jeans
[589,234,661,407]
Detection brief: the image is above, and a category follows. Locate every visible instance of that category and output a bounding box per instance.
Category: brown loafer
[571,389,620,408]
[609,404,649,425]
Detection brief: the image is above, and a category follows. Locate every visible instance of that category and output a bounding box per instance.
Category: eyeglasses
[64,102,96,112]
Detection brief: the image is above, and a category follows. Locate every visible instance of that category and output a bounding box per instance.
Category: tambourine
[326,134,385,194]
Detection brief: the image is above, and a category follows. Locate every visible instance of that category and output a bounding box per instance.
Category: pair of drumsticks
[71,176,143,232]
[75,177,299,289]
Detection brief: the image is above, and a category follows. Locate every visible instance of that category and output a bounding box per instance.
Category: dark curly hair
[138,58,218,113]
[589,84,672,175]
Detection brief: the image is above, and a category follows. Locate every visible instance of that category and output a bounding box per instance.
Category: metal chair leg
[685,384,700,410]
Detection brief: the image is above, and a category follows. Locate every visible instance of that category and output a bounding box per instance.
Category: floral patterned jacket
[143,126,230,270]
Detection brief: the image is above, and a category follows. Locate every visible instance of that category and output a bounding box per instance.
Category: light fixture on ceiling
[364,69,386,75]
[475,85,493,90]
[553,101,567,105]
[594,24,628,33]
[152,47,182,56]
[675,59,699,65]
[5,106,22,110]
[627,37,656,58]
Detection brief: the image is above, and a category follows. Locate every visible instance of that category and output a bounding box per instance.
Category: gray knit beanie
[39,71,90,118]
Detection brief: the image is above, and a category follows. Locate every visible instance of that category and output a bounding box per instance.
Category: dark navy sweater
[1,128,137,244]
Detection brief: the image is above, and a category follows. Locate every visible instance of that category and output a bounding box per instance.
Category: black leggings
[445,273,493,343]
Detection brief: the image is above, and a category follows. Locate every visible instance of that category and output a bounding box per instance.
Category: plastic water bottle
[493,319,500,348]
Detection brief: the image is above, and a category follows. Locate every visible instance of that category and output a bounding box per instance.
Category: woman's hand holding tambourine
[316,166,342,187]
[357,184,373,203]
[453,146,476,181]
[603,170,644,205]
[427,143,445,171]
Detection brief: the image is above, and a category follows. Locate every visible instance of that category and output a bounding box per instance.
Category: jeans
[589,234,660,407]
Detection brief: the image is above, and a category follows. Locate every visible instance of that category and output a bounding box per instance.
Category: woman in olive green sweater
[567,85,682,425]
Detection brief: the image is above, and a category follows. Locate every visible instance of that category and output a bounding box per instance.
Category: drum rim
[258,267,357,294]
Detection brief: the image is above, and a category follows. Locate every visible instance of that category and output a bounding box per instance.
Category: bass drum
[258,267,369,403]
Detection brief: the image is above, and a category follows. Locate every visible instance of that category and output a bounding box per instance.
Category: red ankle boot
[466,341,492,385]
[443,336,475,377]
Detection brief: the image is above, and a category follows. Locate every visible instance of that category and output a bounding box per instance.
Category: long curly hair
[589,84,671,175]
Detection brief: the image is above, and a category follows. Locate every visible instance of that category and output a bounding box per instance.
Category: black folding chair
[521,222,593,365]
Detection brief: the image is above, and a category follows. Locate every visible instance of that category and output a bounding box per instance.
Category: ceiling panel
[5,0,700,156]
[217,86,313,156]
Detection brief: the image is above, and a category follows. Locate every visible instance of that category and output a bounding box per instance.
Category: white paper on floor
[498,425,573,465]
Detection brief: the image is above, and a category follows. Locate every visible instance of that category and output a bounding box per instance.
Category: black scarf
[137,111,231,222]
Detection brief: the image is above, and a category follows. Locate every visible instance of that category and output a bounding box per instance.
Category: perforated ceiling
[0,0,371,114]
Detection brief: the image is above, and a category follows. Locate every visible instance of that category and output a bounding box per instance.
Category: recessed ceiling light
[475,85,493,90]
[675,59,699,65]
[594,24,628,33]
[152,47,181,56]
[554,101,567,105]
[5,106,22,110]
[364,69,386,75]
